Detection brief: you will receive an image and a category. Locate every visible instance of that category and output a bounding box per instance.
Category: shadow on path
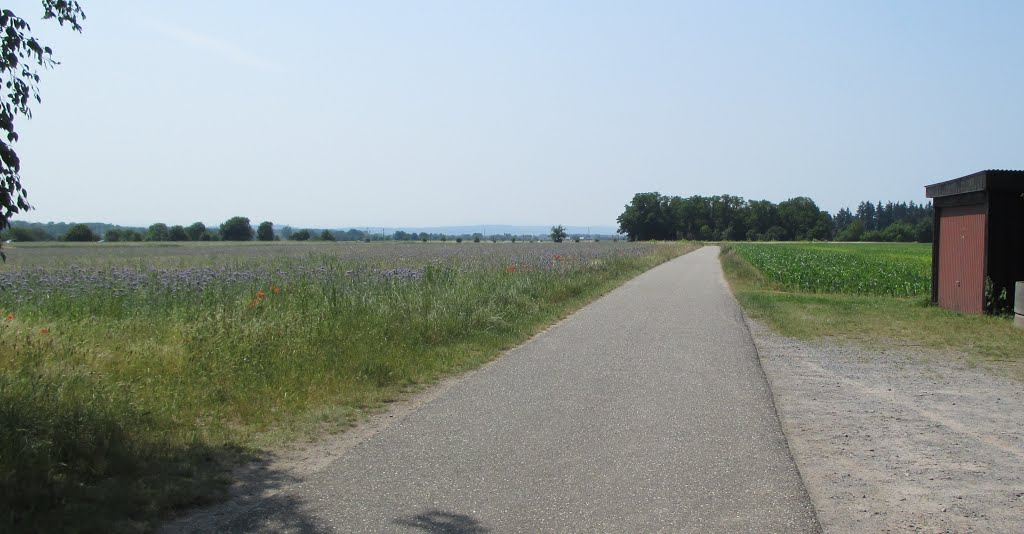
[161,452,332,533]
[394,510,490,533]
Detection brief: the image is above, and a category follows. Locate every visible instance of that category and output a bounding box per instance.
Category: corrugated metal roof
[925,169,1024,198]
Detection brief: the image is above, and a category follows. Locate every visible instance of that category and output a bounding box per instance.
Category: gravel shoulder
[749,319,1024,533]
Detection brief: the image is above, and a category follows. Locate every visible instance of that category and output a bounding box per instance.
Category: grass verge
[719,245,1024,373]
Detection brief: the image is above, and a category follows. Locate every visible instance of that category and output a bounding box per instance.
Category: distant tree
[832,207,853,237]
[861,229,884,242]
[279,225,293,240]
[881,222,916,242]
[289,229,311,241]
[875,201,890,229]
[6,225,50,241]
[856,201,877,231]
[698,224,713,240]
[320,229,336,241]
[835,219,865,242]
[256,221,274,241]
[762,226,787,241]
[550,225,568,243]
[0,2,86,261]
[777,197,831,240]
[145,223,169,241]
[744,199,779,240]
[472,233,482,243]
[184,222,206,241]
[112,229,142,242]
[616,192,673,241]
[915,219,933,243]
[104,228,123,242]
[666,196,701,240]
[168,225,188,241]
[63,223,96,242]
[220,216,254,241]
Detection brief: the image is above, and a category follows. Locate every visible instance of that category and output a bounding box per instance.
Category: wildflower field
[0,240,695,531]
[728,242,931,297]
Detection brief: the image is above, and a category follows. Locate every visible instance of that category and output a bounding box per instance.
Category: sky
[8,1,1024,229]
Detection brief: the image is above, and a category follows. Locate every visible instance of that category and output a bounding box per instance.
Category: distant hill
[353,225,620,237]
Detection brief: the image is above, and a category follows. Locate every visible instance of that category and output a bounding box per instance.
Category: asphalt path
[206,246,819,533]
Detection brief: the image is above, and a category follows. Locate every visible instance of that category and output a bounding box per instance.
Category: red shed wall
[937,204,987,313]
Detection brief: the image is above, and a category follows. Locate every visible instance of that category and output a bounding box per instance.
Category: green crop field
[729,242,931,297]
[0,240,696,532]
[720,242,1024,379]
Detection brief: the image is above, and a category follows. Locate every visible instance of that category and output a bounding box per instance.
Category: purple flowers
[0,243,658,307]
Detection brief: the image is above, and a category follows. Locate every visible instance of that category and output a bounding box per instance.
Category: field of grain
[729,242,931,297]
[721,241,1024,369]
[0,240,694,531]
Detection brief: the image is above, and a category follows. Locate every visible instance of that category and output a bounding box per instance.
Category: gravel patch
[749,319,1024,533]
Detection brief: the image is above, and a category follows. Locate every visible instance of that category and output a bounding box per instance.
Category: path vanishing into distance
[180,246,820,533]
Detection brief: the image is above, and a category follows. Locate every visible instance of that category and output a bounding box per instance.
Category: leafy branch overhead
[0,1,85,233]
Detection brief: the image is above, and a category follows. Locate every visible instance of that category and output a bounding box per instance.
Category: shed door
[937,204,986,313]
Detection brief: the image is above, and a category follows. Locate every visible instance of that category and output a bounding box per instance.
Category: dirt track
[751,319,1024,533]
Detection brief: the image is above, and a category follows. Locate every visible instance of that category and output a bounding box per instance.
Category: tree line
[832,201,933,242]
[2,218,587,244]
[616,193,933,242]
[0,217,348,243]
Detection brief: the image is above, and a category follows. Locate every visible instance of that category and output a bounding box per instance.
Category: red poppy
[272,287,281,294]
[506,266,517,273]
[256,291,266,298]
[5,313,12,320]
[40,329,48,334]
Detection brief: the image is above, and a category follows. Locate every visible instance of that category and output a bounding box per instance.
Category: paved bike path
[211,246,818,532]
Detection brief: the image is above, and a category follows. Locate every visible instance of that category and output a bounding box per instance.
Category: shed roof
[926,170,1024,198]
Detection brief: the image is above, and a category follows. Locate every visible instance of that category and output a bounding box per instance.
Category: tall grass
[0,242,694,531]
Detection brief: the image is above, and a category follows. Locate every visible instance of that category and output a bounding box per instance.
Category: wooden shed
[925,170,1024,314]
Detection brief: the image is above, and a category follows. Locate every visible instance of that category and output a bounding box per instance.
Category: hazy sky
[10,1,1024,228]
